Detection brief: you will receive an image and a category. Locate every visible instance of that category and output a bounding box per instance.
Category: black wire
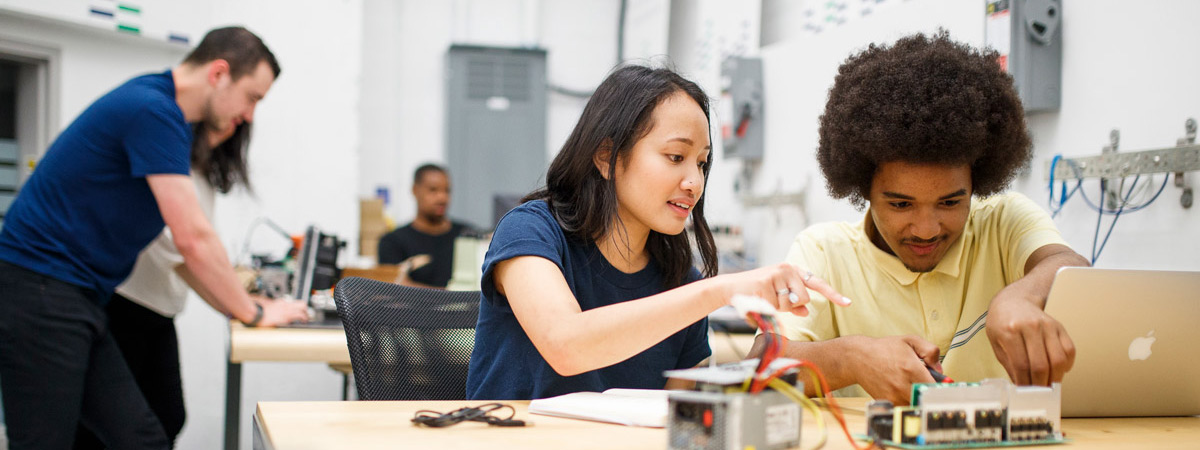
[411,403,526,428]
[1091,180,1105,263]
[1093,176,1139,264]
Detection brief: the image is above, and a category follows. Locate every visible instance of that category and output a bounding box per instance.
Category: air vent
[465,56,532,101]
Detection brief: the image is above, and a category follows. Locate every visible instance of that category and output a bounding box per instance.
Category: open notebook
[527,389,669,428]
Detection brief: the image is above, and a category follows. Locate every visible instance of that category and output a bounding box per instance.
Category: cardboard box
[360,198,384,217]
[360,199,387,230]
[360,237,380,257]
[359,198,388,256]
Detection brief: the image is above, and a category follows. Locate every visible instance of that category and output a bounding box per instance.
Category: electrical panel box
[986,0,1062,112]
[445,45,547,229]
[719,56,764,160]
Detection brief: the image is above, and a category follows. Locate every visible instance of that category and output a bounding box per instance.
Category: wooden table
[226,322,351,450]
[253,398,1200,450]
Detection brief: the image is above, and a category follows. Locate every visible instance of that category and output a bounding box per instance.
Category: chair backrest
[333,277,481,401]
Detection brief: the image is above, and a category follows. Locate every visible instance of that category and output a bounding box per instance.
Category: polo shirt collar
[860,215,966,285]
[932,230,965,278]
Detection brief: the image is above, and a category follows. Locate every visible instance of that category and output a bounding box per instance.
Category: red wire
[749,313,778,393]
[759,360,870,450]
[743,313,870,448]
[734,314,868,450]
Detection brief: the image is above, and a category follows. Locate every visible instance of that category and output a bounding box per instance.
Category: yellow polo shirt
[777,193,1069,395]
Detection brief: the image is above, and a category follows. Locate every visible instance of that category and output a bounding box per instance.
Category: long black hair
[523,65,718,289]
[191,122,252,193]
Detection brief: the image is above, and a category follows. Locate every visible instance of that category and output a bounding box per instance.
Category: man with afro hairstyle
[752,31,1089,405]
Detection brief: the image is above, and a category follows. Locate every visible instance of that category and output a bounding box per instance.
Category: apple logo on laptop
[1128,330,1156,361]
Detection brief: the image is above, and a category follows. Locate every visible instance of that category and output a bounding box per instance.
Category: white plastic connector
[730,294,777,317]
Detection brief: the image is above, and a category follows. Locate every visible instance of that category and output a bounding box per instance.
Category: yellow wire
[769,378,827,450]
[800,368,873,449]
[805,370,823,400]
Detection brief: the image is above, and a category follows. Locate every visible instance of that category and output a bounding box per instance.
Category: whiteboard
[0,0,211,46]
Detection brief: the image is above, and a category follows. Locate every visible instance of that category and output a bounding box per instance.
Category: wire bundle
[744,312,871,450]
[1047,155,1171,264]
[747,312,784,393]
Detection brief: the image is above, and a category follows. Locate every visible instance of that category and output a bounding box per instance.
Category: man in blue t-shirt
[0,27,308,449]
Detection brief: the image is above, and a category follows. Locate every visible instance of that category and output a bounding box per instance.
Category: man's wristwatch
[245,303,264,327]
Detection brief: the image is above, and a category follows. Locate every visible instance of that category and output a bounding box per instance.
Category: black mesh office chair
[333,277,481,401]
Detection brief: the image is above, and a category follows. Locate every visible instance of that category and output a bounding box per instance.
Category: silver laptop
[1044,267,1200,417]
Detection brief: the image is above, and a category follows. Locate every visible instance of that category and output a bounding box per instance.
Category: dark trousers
[0,261,168,450]
[74,294,186,449]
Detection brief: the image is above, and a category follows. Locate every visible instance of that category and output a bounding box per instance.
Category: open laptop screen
[1044,267,1200,417]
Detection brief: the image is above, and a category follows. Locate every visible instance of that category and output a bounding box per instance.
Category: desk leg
[225,361,242,450]
[251,411,270,450]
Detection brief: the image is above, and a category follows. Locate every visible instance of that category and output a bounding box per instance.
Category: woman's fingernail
[842,296,853,305]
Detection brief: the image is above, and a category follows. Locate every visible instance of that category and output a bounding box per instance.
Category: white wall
[0,0,210,44]
[357,0,406,219]
[0,11,184,133]
[668,0,771,269]
[743,0,1199,270]
[1013,0,1200,271]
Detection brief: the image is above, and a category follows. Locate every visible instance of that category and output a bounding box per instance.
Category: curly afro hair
[817,30,1031,208]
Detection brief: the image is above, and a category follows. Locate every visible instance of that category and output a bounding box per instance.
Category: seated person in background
[378,163,471,288]
[751,31,1089,405]
[466,65,849,400]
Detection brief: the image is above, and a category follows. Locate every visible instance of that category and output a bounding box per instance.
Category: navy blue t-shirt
[377,221,471,287]
[466,200,711,400]
[0,71,191,303]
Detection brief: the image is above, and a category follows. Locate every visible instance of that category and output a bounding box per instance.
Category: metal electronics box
[668,389,801,450]
[664,359,805,450]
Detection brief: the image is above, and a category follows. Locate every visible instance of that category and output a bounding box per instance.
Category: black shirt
[377,222,469,287]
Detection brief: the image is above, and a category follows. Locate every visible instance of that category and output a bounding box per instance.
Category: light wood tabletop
[226,322,354,450]
[228,322,755,367]
[229,321,351,365]
[228,322,753,374]
[226,321,754,449]
[253,397,1200,450]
